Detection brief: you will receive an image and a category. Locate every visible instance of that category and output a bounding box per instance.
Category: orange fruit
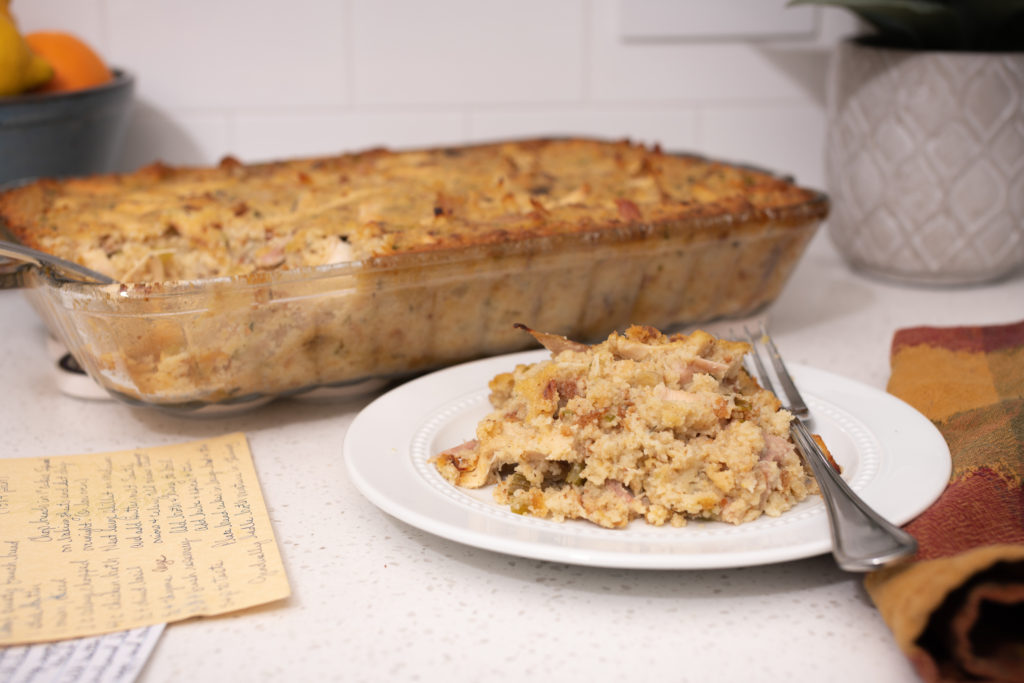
[24,31,112,93]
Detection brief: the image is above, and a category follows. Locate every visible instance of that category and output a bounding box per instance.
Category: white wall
[13,0,857,191]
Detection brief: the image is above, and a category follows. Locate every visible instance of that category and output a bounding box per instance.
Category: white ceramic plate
[343,351,951,569]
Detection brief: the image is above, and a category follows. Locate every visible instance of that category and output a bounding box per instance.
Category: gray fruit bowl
[0,69,134,185]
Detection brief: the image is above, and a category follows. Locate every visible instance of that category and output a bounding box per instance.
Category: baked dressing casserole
[433,325,836,529]
[0,138,828,408]
[2,138,818,282]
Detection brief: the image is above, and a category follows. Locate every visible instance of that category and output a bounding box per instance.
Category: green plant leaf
[788,0,1024,49]
[956,0,1024,50]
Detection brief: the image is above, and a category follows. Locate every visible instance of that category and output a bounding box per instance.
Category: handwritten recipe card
[0,433,290,645]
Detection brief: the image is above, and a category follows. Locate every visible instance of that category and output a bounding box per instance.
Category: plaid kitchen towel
[864,319,1024,683]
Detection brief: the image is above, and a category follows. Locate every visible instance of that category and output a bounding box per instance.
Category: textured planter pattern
[826,42,1024,285]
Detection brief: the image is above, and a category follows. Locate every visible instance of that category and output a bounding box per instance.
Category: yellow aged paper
[0,433,290,645]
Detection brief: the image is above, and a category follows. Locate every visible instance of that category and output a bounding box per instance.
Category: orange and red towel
[866,319,1024,683]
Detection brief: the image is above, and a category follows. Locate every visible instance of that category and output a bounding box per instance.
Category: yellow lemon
[0,3,53,96]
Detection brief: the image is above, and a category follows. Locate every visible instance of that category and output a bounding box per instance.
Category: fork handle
[792,421,918,572]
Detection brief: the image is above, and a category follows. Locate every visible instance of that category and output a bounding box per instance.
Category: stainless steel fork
[739,323,918,572]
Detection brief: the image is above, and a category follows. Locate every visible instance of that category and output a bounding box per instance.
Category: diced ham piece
[615,198,642,221]
[760,433,792,464]
[606,479,634,502]
[439,439,479,471]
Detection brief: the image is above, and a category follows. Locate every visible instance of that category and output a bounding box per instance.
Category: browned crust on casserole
[0,137,825,283]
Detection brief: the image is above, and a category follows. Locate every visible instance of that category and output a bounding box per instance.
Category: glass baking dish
[1,189,826,413]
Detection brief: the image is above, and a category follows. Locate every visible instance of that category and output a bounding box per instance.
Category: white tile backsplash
[104,0,349,109]
[590,0,825,104]
[10,0,105,46]
[234,110,467,162]
[117,104,231,169]
[8,0,858,187]
[350,0,586,105]
[466,107,699,152]
[698,101,827,188]
[619,0,817,41]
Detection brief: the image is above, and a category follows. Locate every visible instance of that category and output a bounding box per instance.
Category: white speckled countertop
[2,232,1022,683]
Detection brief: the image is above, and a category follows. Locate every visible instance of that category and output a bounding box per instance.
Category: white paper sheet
[0,625,164,683]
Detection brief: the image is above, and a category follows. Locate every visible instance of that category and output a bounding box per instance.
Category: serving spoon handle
[0,240,116,286]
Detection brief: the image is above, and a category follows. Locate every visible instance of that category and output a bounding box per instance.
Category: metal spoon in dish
[0,239,116,285]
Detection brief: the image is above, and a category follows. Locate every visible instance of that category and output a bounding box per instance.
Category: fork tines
[730,322,919,572]
[737,323,806,418]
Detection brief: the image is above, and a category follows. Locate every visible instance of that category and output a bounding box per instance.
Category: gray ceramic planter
[825,40,1024,286]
